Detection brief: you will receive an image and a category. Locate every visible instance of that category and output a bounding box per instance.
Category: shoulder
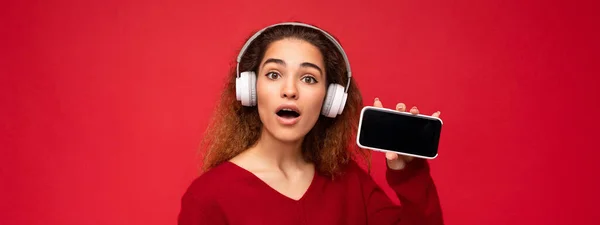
[181,162,241,202]
[179,162,239,224]
[344,159,369,174]
[336,159,374,183]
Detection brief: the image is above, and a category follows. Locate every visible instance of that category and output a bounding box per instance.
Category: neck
[247,127,307,170]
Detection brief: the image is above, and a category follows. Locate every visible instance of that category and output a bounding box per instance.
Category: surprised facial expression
[255,38,327,143]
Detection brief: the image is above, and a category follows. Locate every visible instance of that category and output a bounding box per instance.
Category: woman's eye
[302,76,318,84]
[266,72,280,80]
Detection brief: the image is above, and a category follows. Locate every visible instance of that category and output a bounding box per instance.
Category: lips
[275,104,301,125]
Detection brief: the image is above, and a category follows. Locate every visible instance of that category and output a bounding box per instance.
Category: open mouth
[276,108,300,119]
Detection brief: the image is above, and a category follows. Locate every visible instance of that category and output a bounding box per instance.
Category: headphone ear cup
[249,71,257,106]
[321,83,347,118]
[237,71,257,106]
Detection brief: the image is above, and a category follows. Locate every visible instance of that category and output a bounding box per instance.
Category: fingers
[375,98,440,119]
[374,98,383,108]
[385,151,398,160]
[396,103,406,112]
[386,153,407,170]
[374,98,408,112]
[388,153,414,163]
[410,106,420,115]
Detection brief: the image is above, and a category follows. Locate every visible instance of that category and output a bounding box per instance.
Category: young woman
[178,22,444,225]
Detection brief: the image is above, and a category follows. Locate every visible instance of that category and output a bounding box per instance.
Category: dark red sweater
[178,159,444,225]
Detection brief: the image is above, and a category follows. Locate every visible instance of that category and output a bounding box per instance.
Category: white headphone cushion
[322,84,346,118]
[236,74,242,101]
[239,71,252,106]
[249,71,256,106]
[338,92,348,115]
[321,84,335,116]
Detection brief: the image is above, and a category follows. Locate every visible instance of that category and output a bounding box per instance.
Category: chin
[259,113,318,144]
[269,128,309,143]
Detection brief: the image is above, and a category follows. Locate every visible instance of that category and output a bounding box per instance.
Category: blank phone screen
[358,108,442,158]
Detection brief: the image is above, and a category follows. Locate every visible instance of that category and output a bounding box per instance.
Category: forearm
[386,159,444,224]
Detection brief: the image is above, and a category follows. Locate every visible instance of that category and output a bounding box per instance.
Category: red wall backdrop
[2,0,599,224]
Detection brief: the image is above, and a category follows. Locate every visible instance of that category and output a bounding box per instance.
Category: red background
[2,0,599,224]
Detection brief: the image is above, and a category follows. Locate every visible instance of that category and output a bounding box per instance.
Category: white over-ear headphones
[235,22,352,118]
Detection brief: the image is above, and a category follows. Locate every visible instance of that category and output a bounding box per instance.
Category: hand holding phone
[357,98,443,170]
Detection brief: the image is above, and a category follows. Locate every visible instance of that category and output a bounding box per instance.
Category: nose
[281,78,298,100]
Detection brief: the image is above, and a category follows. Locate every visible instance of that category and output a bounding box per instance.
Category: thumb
[386,152,407,170]
[385,152,398,160]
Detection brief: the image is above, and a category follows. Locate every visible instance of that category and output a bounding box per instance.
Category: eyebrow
[262,58,323,76]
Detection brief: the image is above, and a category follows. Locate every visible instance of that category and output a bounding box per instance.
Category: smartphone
[356,106,443,159]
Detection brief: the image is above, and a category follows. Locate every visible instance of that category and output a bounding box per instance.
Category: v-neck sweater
[178,159,444,225]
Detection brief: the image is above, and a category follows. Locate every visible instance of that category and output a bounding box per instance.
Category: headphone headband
[235,22,352,92]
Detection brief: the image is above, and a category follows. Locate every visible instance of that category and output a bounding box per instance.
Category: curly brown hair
[199,23,371,178]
